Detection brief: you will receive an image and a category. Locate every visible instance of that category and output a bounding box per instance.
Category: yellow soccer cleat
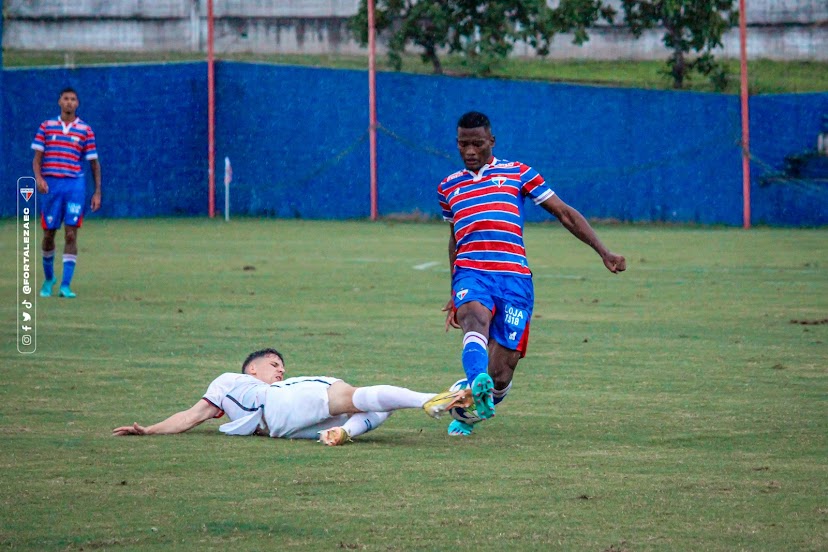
[318,426,352,446]
[423,388,473,419]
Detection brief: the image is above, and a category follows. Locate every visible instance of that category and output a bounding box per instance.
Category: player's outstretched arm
[540,195,626,273]
[112,400,220,436]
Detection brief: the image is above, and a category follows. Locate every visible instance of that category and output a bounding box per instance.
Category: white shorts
[263,376,344,438]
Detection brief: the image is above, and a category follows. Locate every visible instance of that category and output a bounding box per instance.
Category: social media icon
[21,335,32,346]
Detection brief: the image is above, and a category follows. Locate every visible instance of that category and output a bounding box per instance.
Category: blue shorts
[40,176,86,230]
[451,267,534,356]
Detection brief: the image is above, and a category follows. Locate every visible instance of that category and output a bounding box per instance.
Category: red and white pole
[368,0,378,220]
[738,0,750,229]
[207,0,216,218]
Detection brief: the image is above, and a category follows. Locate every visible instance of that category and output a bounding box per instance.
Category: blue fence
[2,62,826,225]
[2,63,208,217]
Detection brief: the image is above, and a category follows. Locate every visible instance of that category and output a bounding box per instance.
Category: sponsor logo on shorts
[504,305,526,327]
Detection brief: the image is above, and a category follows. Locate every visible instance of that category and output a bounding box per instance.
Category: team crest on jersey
[492,177,506,188]
[455,289,468,301]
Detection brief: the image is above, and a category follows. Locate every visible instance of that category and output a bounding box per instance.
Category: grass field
[1,218,826,551]
[4,49,828,94]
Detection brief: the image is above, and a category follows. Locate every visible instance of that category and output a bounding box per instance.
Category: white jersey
[202,373,270,422]
[202,374,343,438]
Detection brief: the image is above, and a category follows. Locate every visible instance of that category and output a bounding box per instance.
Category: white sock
[493,381,512,405]
[463,331,488,348]
[342,411,392,438]
[352,385,435,412]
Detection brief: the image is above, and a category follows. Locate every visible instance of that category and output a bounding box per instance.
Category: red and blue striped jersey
[438,157,554,276]
[31,116,98,178]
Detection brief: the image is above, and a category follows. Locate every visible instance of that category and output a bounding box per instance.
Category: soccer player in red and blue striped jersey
[437,111,626,436]
[32,87,102,298]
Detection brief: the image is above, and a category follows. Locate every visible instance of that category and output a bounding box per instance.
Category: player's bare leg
[488,341,520,396]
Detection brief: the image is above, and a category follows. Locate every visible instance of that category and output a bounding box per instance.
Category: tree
[619,0,738,90]
[350,0,614,76]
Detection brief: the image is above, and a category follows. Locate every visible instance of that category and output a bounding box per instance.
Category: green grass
[1,219,826,551]
[4,49,827,94]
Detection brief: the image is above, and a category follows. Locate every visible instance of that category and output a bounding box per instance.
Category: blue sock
[61,254,77,287]
[461,331,489,383]
[43,249,55,281]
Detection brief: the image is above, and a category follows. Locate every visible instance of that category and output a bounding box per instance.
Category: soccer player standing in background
[32,87,102,298]
[438,111,626,436]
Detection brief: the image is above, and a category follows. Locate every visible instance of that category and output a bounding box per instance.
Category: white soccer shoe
[318,427,352,446]
[422,388,473,419]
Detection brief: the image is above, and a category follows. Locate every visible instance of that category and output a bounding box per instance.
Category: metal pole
[207,0,216,218]
[739,0,751,229]
[368,0,378,221]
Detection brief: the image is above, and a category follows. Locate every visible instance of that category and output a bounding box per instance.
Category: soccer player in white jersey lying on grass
[112,348,471,446]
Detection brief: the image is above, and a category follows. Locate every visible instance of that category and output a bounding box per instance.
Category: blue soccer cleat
[58,285,77,298]
[471,373,495,420]
[448,419,474,436]
[40,278,56,297]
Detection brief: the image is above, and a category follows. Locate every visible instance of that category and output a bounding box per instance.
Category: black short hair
[458,111,491,131]
[59,87,78,98]
[241,348,284,373]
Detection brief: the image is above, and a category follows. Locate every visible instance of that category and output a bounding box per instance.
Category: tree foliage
[350,0,614,76]
[619,0,738,90]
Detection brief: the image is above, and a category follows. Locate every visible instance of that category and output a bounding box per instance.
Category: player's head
[242,348,284,373]
[242,348,286,384]
[58,87,79,115]
[457,111,495,172]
